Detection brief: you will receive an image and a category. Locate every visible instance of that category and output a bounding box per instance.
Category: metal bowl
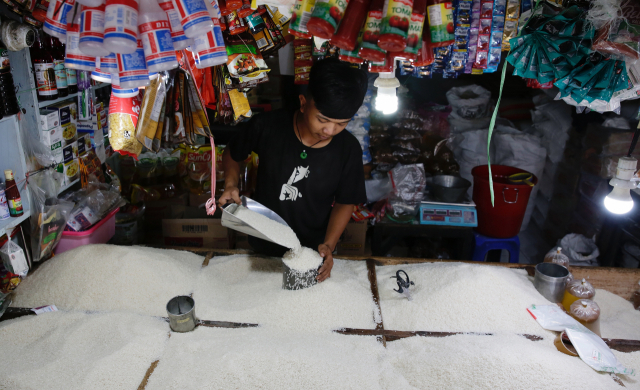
[428,175,471,203]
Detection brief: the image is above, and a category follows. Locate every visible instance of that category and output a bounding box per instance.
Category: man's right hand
[218,186,241,206]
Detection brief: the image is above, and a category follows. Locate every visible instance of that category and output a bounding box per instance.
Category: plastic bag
[0,240,28,277]
[446,85,492,119]
[527,304,634,375]
[592,6,640,61]
[388,163,427,216]
[569,299,601,336]
[566,278,596,300]
[559,233,600,266]
[365,177,393,203]
[544,247,570,269]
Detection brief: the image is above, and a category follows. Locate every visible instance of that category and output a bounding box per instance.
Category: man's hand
[218,186,241,206]
[317,243,334,282]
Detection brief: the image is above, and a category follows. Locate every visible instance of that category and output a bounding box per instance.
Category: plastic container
[79,3,110,56]
[471,165,537,238]
[100,52,118,73]
[66,10,98,71]
[44,0,75,40]
[358,0,385,62]
[54,207,119,255]
[116,39,150,88]
[402,0,425,60]
[330,0,371,51]
[171,0,213,38]
[78,0,105,7]
[306,0,347,39]
[157,0,193,50]
[193,11,227,68]
[338,29,364,63]
[288,0,315,38]
[378,0,413,52]
[104,0,139,54]
[139,0,178,72]
[91,67,112,82]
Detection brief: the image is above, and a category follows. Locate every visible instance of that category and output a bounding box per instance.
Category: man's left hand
[317,244,334,282]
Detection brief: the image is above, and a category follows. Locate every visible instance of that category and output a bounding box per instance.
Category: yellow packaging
[136,77,166,150]
[229,89,251,119]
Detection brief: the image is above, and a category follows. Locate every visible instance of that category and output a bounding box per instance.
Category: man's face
[299,95,351,142]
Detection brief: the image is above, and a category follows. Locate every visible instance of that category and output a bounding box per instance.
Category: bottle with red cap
[79,2,110,56]
[138,0,178,72]
[330,0,371,51]
[306,0,347,39]
[157,0,193,50]
[401,0,425,60]
[377,0,413,52]
[358,0,385,62]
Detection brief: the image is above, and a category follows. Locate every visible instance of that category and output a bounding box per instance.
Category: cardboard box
[48,101,78,146]
[62,143,79,185]
[39,109,59,130]
[162,205,229,249]
[337,220,368,256]
[234,231,251,249]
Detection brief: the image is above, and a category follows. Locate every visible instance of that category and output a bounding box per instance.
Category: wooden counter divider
[366,259,386,347]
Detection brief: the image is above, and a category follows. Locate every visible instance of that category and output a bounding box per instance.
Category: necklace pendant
[300,151,308,159]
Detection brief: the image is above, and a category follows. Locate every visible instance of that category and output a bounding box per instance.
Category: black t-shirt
[227,109,366,255]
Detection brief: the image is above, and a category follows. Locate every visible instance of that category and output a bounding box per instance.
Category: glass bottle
[50,36,68,97]
[30,29,58,101]
[4,170,23,218]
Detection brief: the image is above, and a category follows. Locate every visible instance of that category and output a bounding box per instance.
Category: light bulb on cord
[604,156,638,214]
[374,62,400,115]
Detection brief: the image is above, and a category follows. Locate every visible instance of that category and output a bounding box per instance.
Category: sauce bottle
[139,0,179,72]
[4,170,23,218]
[357,0,385,62]
[104,0,139,53]
[79,3,111,56]
[157,0,194,50]
[413,38,433,66]
[31,29,58,101]
[401,0,425,60]
[306,0,348,39]
[377,0,413,52]
[288,0,315,38]
[330,0,371,51]
[51,36,68,97]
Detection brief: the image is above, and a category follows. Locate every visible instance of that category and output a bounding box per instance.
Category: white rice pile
[146,326,390,390]
[0,310,168,390]
[192,255,376,332]
[382,333,637,390]
[595,289,640,340]
[12,245,204,317]
[376,263,555,336]
[283,246,323,271]
[233,205,301,249]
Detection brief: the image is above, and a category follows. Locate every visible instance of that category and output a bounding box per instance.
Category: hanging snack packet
[136,75,167,150]
[501,0,519,51]
[224,33,270,77]
[108,90,144,158]
[183,144,213,194]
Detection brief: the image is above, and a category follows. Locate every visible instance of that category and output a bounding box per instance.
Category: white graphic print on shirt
[279,166,310,201]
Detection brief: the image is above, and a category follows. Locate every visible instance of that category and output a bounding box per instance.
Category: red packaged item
[592,3,640,60]
[352,204,374,221]
[288,0,315,38]
[330,0,372,51]
[413,39,434,66]
[225,0,242,10]
[358,0,386,62]
[369,51,394,72]
[227,11,247,34]
[220,17,227,30]
[294,37,313,62]
[295,60,312,84]
[306,0,349,39]
[237,0,253,18]
[218,0,232,16]
[402,0,426,60]
[425,0,454,48]
[378,0,413,52]
[108,91,144,159]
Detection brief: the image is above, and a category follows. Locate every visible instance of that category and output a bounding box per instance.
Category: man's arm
[218,148,243,205]
[317,203,354,282]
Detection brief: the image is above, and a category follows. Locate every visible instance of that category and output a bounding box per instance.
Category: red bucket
[472,165,538,238]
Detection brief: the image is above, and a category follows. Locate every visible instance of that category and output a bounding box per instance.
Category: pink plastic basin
[54,207,119,255]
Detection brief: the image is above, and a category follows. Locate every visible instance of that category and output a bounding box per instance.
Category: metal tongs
[221,196,294,247]
[391,270,414,301]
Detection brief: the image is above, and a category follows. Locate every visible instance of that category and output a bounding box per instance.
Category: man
[219,58,368,282]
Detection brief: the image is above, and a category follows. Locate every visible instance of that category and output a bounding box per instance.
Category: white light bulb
[375,87,398,115]
[604,186,634,214]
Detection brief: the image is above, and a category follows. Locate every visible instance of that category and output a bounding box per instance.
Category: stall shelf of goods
[38,83,111,109]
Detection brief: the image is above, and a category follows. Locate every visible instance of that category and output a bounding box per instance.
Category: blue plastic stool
[472,232,520,263]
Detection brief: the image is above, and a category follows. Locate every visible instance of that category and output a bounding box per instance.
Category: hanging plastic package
[171,0,213,38]
[426,0,454,48]
[136,75,166,149]
[193,1,228,68]
[100,52,118,73]
[402,0,426,60]
[66,5,97,70]
[157,0,193,50]
[592,1,640,61]
[79,3,110,56]
[224,33,269,77]
[116,38,151,88]
[45,0,76,40]
[378,0,413,52]
[338,29,364,63]
[330,0,371,51]
[109,89,144,158]
[138,0,178,72]
[358,0,386,62]
[288,0,315,38]
[104,0,139,54]
[306,0,348,39]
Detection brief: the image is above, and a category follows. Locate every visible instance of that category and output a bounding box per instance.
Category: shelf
[0,211,30,239]
[57,179,79,195]
[38,83,111,109]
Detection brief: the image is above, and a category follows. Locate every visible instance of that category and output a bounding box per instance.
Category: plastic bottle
[104,0,139,54]
[79,3,111,56]
[330,0,370,51]
[171,0,213,38]
[306,0,348,39]
[377,0,413,51]
[193,1,227,68]
[100,52,119,73]
[157,0,193,50]
[78,0,106,7]
[288,0,315,38]
[0,183,10,221]
[31,29,58,101]
[44,0,76,40]
[91,57,112,82]
[357,0,384,61]
[401,0,425,60]
[51,36,69,97]
[4,170,23,218]
[66,8,98,71]
[138,0,178,72]
[116,38,150,88]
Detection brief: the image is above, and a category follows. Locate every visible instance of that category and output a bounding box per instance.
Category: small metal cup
[166,296,197,332]
[533,263,569,303]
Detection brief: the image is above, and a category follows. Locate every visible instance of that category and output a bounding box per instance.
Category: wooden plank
[201,251,214,267]
[197,319,259,328]
[137,360,159,390]
[366,259,386,347]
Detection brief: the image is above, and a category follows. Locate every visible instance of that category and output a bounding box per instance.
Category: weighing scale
[419,197,478,227]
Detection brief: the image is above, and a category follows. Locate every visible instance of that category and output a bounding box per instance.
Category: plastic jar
[100,52,118,73]
[104,0,139,54]
[116,39,150,88]
[139,0,179,72]
[66,9,98,70]
[306,0,348,39]
[79,3,110,56]
[377,0,413,52]
[44,0,75,40]
[171,0,213,38]
[194,4,228,68]
[157,0,193,50]
[91,67,112,82]
[357,0,385,62]
[330,0,370,51]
